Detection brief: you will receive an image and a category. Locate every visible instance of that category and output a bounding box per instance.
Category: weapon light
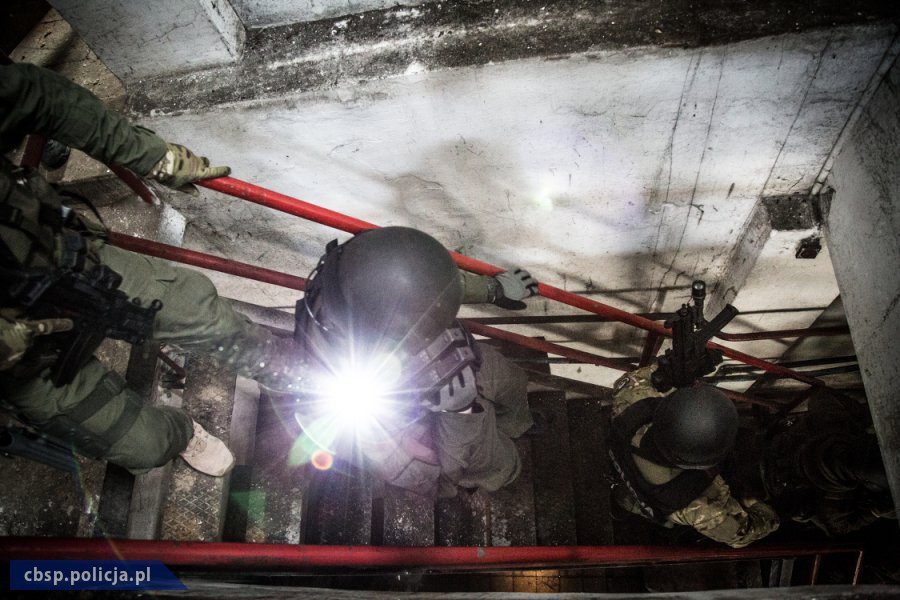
[310,353,404,431]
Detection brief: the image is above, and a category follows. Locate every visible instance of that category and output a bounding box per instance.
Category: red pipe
[200,177,377,236]
[198,177,822,388]
[462,320,634,372]
[107,232,307,292]
[0,537,862,572]
[109,164,158,205]
[200,177,506,277]
[21,135,46,169]
[719,389,782,410]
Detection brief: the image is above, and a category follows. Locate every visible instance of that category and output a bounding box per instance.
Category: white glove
[492,267,539,310]
[433,365,479,412]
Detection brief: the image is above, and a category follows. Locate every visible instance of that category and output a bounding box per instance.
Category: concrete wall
[48,0,245,80]
[41,0,896,390]
[231,0,426,28]
[134,25,894,387]
[825,55,900,515]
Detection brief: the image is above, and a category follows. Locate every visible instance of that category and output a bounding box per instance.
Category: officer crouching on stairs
[0,63,310,477]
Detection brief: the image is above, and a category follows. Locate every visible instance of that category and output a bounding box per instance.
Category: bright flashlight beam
[323,375,388,424]
[315,355,403,429]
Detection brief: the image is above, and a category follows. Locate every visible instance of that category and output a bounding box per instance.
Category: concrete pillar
[48,0,245,81]
[825,56,900,517]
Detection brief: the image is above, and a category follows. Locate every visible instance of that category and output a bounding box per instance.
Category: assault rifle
[0,426,77,473]
[4,264,162,386]
[651,280,738,392]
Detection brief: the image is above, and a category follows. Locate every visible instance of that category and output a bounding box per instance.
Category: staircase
[0,309,876,594]
[0,331,778,594]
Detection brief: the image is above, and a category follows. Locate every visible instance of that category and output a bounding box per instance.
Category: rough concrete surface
[128,24,896,388]
[128,1,900,113]
[49,0,244,80]
[825,55,900,528]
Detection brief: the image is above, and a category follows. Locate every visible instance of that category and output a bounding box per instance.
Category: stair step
[529,389,578,545]
[304,465,372,545]
[379,484,435,546]
[487,436,536,546]
[435,491,489,546]
[242,390,307,544]
[222,376,262,542]
[158,354,235,541]
[568,395,615,545]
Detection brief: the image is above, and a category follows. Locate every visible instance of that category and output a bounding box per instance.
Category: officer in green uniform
[609,365,780,548]
[292,227,538,498]
[1,63,306,476]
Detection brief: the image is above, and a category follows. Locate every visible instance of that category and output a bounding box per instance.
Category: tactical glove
[434,365,479,412]
[491,267,539,310]
[0,317,73,370]
[148,142,230,191]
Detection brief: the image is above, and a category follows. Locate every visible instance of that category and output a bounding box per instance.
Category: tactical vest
[1,156,157,458]
[609,397,719,524]
[0,157,87,272]
[293,297,489,496]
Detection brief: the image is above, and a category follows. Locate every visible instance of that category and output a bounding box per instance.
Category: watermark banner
[9,560,187,591]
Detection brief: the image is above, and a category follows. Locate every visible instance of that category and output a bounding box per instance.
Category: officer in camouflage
[0,62,307,477]
[609,365,780,548]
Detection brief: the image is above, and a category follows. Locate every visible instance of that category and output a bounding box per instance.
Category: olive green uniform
[612,366,779,548]
[434,343,532,492]
[1,63,295,470]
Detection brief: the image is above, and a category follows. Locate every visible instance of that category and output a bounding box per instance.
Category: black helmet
[301,226,463,355]
[646,385,738,470]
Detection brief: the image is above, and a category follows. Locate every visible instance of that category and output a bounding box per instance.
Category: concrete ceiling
[42,0,900,392]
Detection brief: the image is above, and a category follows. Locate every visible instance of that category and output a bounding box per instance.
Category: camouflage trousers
[1,240,284,471]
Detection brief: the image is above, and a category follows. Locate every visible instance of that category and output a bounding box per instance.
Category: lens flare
[310,449,334,471]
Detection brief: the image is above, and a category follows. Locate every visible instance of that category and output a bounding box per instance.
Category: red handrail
[107,233,639,372]
[0,536,863,573]
[108,232,307,291]
[197,176,823,388]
